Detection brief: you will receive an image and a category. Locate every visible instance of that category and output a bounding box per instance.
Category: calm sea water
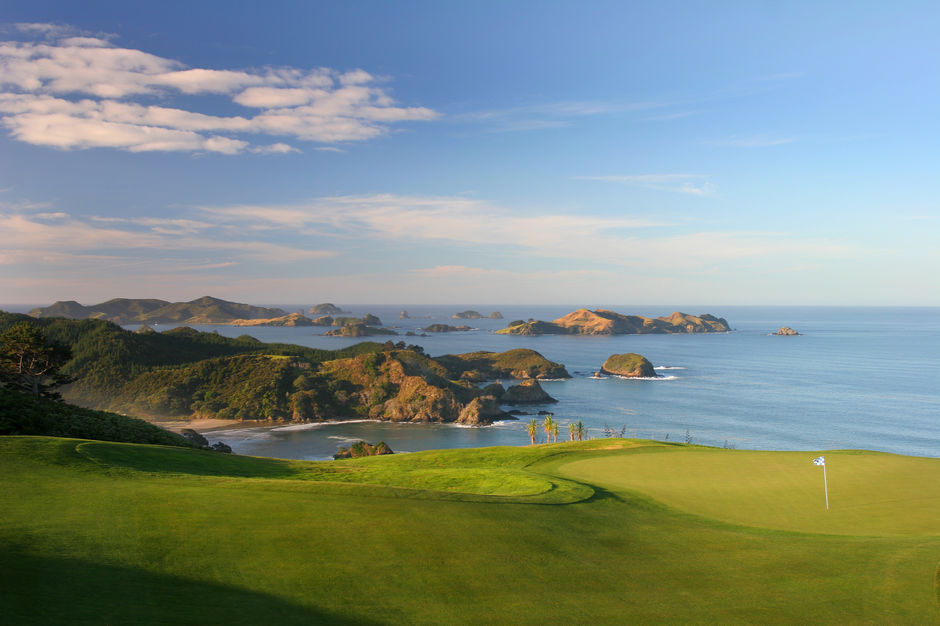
[132,305,939,461]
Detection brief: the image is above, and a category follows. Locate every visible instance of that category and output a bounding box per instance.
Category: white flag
[813,456,825,466]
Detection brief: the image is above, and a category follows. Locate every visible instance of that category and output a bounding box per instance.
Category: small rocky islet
[598,353,657,378]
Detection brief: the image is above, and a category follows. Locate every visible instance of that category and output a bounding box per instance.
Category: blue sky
[0,1,937,306]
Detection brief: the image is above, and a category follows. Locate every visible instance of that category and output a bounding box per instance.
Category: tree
[0,322,71,399]
[574,420,585,441]
[525,418,539,445]
[551,422,559,443]
[542,414,555,445]
[569,422,577,441]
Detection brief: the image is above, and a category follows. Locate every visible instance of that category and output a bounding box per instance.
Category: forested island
[497,309,730,336]
[1,312,566,426]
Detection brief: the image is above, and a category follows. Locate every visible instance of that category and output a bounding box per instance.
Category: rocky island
[773,327,800,336]
[497,309,730,336]
[600,353,656,378]
[423,323,473,333]
[324,323,398,337]
[308,303,349,315]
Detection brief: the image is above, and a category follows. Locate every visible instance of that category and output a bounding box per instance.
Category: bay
[155,305,940,461]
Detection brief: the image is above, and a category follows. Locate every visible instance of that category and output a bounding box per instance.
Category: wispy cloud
[454,99,663,132]
[575,174,717,196]
[0,24,438,154]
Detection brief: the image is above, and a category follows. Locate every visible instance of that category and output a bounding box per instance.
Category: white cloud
[0,26,438,154]
[576,174,717,196]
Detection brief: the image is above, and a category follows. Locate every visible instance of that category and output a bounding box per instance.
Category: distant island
[453,310,504,320]
[308,303,349,315]
[423,323,473,333]
[497,309,730,336]
[324,323,398,337]
[773,327,800,336]
[30,296,287,325]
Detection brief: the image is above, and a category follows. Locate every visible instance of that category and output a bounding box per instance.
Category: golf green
[557,447,940,536]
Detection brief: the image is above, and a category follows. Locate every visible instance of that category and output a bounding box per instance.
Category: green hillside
[2,437,937,624]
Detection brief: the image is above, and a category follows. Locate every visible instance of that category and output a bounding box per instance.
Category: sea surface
[9,303,939,460]
[116,304,937,461]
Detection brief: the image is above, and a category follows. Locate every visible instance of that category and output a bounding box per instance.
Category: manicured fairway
[2,436,939,624]
[557,447,940,536]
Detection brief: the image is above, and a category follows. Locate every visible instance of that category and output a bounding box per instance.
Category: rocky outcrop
[400,310,410,319]
[488,312,504,319]
[211,441,232,453]
[502,379,557,404]
[457,396,510,425]
[361,314,382,326]
[498,309,730,336]
[333,441,394,459]
[600,353,656,378]
[773,327,800,336]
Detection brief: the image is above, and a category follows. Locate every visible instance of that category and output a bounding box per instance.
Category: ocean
[139,304,940,461]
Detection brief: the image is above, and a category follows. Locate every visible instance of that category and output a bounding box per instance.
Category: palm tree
[569,422,577,441]
[574,420,585,441]
[552,422,559,443]
[542,414,554,445]
[525,418,539,445]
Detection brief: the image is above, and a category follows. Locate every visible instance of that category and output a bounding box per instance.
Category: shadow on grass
[0,548,374,625]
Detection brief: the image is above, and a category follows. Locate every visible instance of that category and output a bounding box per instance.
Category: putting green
[557,447,940,536]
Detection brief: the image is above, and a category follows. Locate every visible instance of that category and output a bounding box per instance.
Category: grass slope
[2,437,938,624]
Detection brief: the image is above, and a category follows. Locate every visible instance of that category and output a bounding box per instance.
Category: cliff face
[600,353,656,378]
[498,309,730,336]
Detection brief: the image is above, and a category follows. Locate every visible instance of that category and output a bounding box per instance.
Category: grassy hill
[2,437,937,623]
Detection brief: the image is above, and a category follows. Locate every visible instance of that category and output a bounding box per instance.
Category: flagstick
[822,463,829,510]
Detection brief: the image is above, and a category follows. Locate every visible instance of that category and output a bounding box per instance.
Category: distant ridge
[29,296,287,325]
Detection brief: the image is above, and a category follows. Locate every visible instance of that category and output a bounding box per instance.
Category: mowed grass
[558,447,940,536]
[2,436,939,624]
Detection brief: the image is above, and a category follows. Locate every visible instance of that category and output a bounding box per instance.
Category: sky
[0,1,938,306]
